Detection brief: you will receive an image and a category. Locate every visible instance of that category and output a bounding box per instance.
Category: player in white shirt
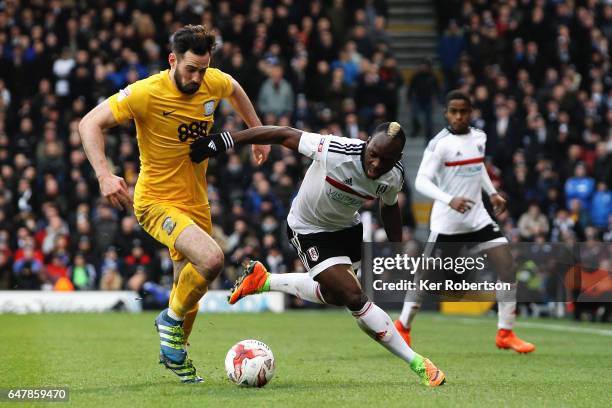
[395,91,535,353]
[190,122,446,386]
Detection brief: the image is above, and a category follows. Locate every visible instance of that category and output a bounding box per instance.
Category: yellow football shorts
[134,201,212,261]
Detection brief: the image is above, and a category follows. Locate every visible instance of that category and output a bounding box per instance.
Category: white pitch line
[434,315,612,337]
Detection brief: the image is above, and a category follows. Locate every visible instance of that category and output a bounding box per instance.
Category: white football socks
[398,301,421,329]
[497,282,517,330]
[269,273,326,304]
[352,301,416,363]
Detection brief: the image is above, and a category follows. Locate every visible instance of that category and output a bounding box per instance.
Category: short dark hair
[373,121,406,148]
[170,25,215,56]
[445,90,472,108]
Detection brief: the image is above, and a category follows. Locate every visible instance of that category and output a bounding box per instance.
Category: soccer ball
[225,339,275,387]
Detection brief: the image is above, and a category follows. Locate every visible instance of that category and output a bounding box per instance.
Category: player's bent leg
[485,244,535,354]
[175,224,224,283]
[316,265,446,387]
[156,226,222,383]
[228,260,331,305]
[169,225,223,318]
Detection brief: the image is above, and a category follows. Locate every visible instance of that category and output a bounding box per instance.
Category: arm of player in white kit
[481,165,497,196]
[414,149,453,205]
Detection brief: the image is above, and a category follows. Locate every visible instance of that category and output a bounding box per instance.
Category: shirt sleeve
[415,174,453,205]
[381,182,401,206]
[219,71,234,98]
[481,166,497,195]
[107,79,150,123]
[417,146,443,180]
[298,132,328,162]
[415,144,453,204]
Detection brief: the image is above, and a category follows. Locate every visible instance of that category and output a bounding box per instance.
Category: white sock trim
[168,308,184,321]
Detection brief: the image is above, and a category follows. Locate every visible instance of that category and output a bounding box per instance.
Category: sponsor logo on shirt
[326,188,362,206]
[177,120,210,142]
[455,164,482,177]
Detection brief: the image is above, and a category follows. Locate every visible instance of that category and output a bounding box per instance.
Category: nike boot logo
[163,110,177,116]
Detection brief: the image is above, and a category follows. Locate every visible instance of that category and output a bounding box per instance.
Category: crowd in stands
[432,0,612,319]
[1,0,610,318]
[0,0,408,305]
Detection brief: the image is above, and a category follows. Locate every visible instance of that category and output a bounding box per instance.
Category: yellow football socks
[169,263,208,319]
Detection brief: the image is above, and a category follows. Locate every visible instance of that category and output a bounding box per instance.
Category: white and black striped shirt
[287,132,404,234]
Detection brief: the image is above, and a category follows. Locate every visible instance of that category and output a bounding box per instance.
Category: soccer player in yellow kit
[79,25,268,383]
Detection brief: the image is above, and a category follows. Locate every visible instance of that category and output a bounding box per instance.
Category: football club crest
[162,216,176,235]
[307,246,319,261]
[477,144,484,153]
[203,100,215,116]
[376,185,388,196]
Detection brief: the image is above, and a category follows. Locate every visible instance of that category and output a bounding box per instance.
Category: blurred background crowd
[0,0,610,316]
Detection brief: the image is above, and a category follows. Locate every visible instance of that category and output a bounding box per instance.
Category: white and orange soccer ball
[225,339,275,387]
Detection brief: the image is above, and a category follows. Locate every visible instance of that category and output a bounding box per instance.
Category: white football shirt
[287,132,404,234]
[417,127,494,234]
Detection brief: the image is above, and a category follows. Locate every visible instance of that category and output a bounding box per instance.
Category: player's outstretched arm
[225,76,270,165]
[79,100,133,210]
[380,202,403,242]
[190,126,301,163]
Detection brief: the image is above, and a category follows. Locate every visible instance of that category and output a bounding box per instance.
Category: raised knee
[205,250,224,277]
[193,249,224,280]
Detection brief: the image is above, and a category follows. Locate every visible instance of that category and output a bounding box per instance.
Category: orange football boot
[228,260,270,305]
[394,319,412,347]
[411,354,446,387]
[496,329,535,353]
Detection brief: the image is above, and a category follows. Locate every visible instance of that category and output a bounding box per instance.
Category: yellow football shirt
[108,68,233,207]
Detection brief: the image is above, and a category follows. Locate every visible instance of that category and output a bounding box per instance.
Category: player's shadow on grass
[77,377,409,395]
[76,380,192,394]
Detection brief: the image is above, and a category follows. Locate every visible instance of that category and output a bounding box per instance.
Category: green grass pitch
[1,311,610,407]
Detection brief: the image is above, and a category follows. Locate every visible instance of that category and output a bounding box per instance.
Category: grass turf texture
[1,311,610,408]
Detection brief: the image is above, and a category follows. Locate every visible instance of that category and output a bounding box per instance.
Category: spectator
[407,59,439,140]
[518,204,550,241]
[438,19,464,92]
[12,244,43,290]
[46,253,69,284]
[257,64,294,117]
[331,47,360,87]
[379,54,403,121]
[591,182,612,229]
[0,250,12,289]
[69,252,97,290]
[565,162,595,211]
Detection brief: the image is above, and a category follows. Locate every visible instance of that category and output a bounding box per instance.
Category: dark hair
[373,121,406,147]
[170,25,215,56]
[445,90,472,108]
